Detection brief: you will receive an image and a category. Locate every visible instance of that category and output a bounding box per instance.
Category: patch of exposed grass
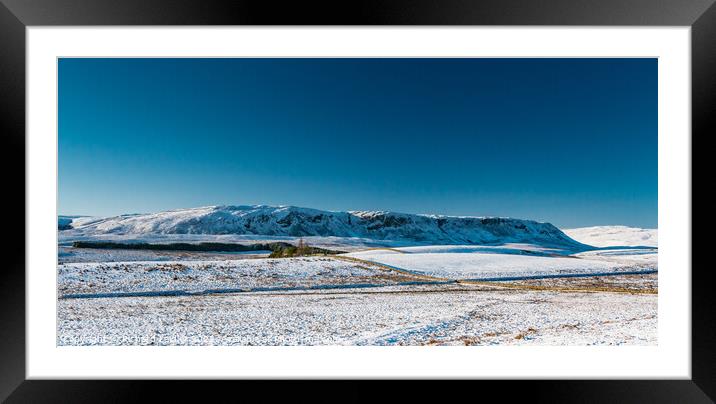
[458,279,657,295]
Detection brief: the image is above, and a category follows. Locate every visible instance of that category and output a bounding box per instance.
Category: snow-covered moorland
[57,257,426,298]
[58,283,657,346]
[56,207,658,346]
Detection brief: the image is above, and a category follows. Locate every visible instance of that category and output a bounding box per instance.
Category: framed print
[1,0,712,401]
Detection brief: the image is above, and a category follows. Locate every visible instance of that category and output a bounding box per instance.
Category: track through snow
[60,279,453,300]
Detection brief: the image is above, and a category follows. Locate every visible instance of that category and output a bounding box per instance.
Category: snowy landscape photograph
[57,58,657,346]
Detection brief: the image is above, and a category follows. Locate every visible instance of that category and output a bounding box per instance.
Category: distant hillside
[58,215,87,230]
[563,226,657,248]
[60,205,587,248]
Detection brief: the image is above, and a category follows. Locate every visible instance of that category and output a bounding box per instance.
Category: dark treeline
[72,241,291,252]
[268,242,343,258]
[71,240,345,257]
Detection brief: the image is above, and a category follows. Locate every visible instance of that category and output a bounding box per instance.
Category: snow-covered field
[344,244,656,281]
[58,283,656,346]
[56,219,658,346]
[56,251,657,345]
[58,257,423,297]
[59,246,272,264]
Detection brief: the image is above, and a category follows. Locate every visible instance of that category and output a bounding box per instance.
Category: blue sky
[58,58,657,228]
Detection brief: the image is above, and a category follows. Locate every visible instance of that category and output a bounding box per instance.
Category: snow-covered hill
[60,205,585,248]
[563,226,657,248]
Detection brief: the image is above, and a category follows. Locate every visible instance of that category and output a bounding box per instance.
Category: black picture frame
[1,0,711,401]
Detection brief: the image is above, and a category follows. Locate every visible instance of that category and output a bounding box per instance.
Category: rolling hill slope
[60,205,586,248]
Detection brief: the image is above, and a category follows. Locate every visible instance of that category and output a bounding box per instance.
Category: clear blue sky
[58,58,657,228]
